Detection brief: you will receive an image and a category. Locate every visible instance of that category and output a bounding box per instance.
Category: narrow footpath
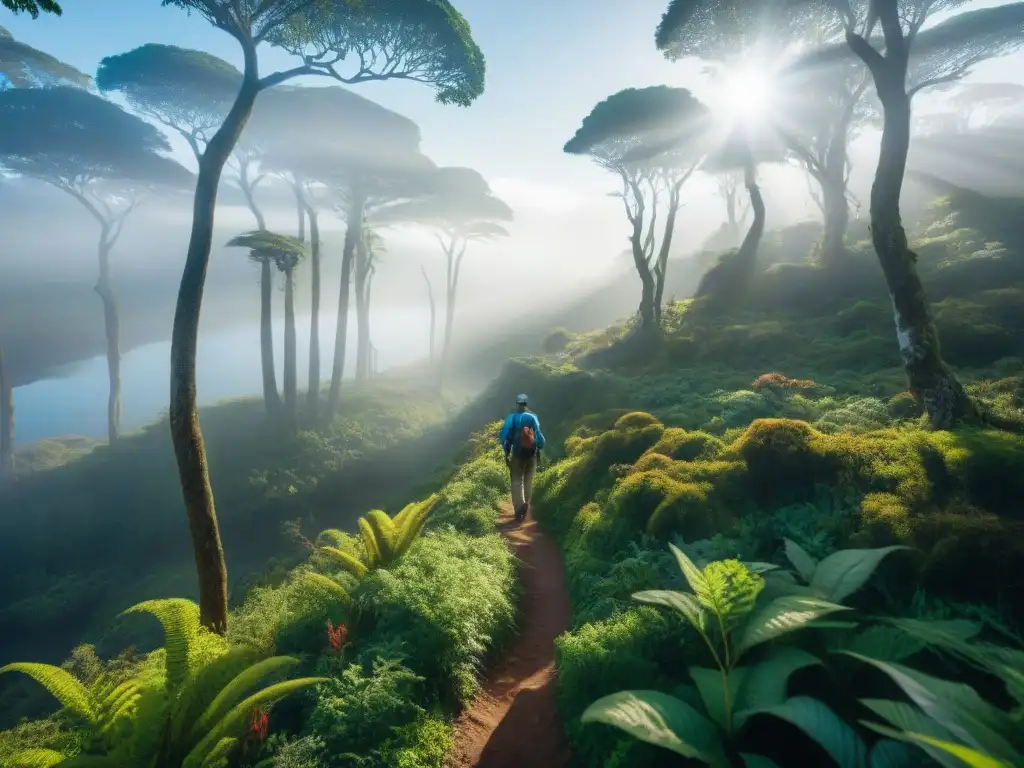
[445,504,573,768]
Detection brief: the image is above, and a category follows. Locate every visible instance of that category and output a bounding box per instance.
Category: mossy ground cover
[516,199,1024,766]
[0,433,518,768]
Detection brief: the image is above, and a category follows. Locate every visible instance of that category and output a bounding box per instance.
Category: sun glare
[720,68,775,123]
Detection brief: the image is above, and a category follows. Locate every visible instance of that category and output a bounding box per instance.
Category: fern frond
[315,528,353,551]
[93,678,142,735]
[183,677,329,768]
[0,663,96,724]
[188,656,300,744]
[6,748,68,768]
[318,547,368,579]
[121,685,168,762]
[47,756,121,768]
[171,646,263,751]
[366,510,398,564]
[358,517,382,569]
[122,599,201,694]
[199,737,238,768]
[298,570,355,603]
[393,495,438,559]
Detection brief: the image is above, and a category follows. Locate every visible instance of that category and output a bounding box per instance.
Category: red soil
[444,504,573,768]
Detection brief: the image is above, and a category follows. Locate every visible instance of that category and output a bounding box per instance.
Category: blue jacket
[500,410,546,454]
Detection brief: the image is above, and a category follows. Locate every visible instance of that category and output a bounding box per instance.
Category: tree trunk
[304,202,321,422]
[241,161,280,421]
[259,259,281,421]
[283,267,297,432]
[629,234,657,330]
[695,160,766,303]
[439,237,466,387]
[94,234,122,444]
[169,44,261,635]
[653,183,683,323]
[325,189,363,420]
[869,72,972,427]
[819,168,849,268]
[817,92,858,269]
[0,347,13,483]
[422,266,436,365]
[354,234,370,383]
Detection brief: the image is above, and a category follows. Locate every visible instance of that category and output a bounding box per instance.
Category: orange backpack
[513,414,537,458]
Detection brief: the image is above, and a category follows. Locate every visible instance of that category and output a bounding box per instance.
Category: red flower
[327,619,348,651]
[248,707,269,741]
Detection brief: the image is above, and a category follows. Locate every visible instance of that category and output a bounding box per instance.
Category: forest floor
[445,503,573,768]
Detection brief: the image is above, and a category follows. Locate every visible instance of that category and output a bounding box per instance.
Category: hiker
[499,393,546,522]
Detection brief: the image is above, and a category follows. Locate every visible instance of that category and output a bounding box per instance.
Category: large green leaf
[749,696,868,768]
[809,546,909,602]
[689,666,748,732]
[830,625,926,663]
[668,543,708,596]
[733,646,821,727]
[862,721,1014,768]
[735,596,850,656]
[6,749,68,768]
[845,653,1020,764]
[581,689,728,765]
[869,738,930,768]
[784,538,817,582]
[0,663,96,724]
[860,699,964,768]
[634,589,705,631]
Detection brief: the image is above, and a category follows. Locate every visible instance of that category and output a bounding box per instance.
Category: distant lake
[15,308,429,444]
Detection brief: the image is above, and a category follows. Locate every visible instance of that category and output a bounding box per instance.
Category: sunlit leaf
[860,698,964,768]
[634,589,705,632]
[735,596,850,656]
[844,653,1020,763]
[862,721,1015,768]
[669,542,708,596]
[581,689,728,765]
[810,546,909,602]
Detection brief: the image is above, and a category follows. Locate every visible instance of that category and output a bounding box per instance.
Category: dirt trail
[445,504,573,768]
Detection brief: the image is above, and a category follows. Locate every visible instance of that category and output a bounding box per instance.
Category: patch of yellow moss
[648,427,725,461]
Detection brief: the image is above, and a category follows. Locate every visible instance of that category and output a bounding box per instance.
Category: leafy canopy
[227,230,307,271]
[563,85,711,170]
[270,0,486,105]
[0,27,89,88]
[95,45,242,148]
[372,165,512,237]
[0,86,193,189]
[1,0,61,17]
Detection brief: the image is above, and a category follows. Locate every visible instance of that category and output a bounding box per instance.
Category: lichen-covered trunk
[169,48,261,634]
[259,259,281,421]
[95,238,121,444]
[0,347,13,483]
[305,205,321,422]
[354,235,370,383]
[871,79,972,428]
[283,268,297,432]
[326,191,363,420]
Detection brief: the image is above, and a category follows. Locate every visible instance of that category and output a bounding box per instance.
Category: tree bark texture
[169,43,262,635]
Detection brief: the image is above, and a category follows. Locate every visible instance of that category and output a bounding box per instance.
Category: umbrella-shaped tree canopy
[0,26,90,89]
[0,86,193,190]
[227,230,307,272]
